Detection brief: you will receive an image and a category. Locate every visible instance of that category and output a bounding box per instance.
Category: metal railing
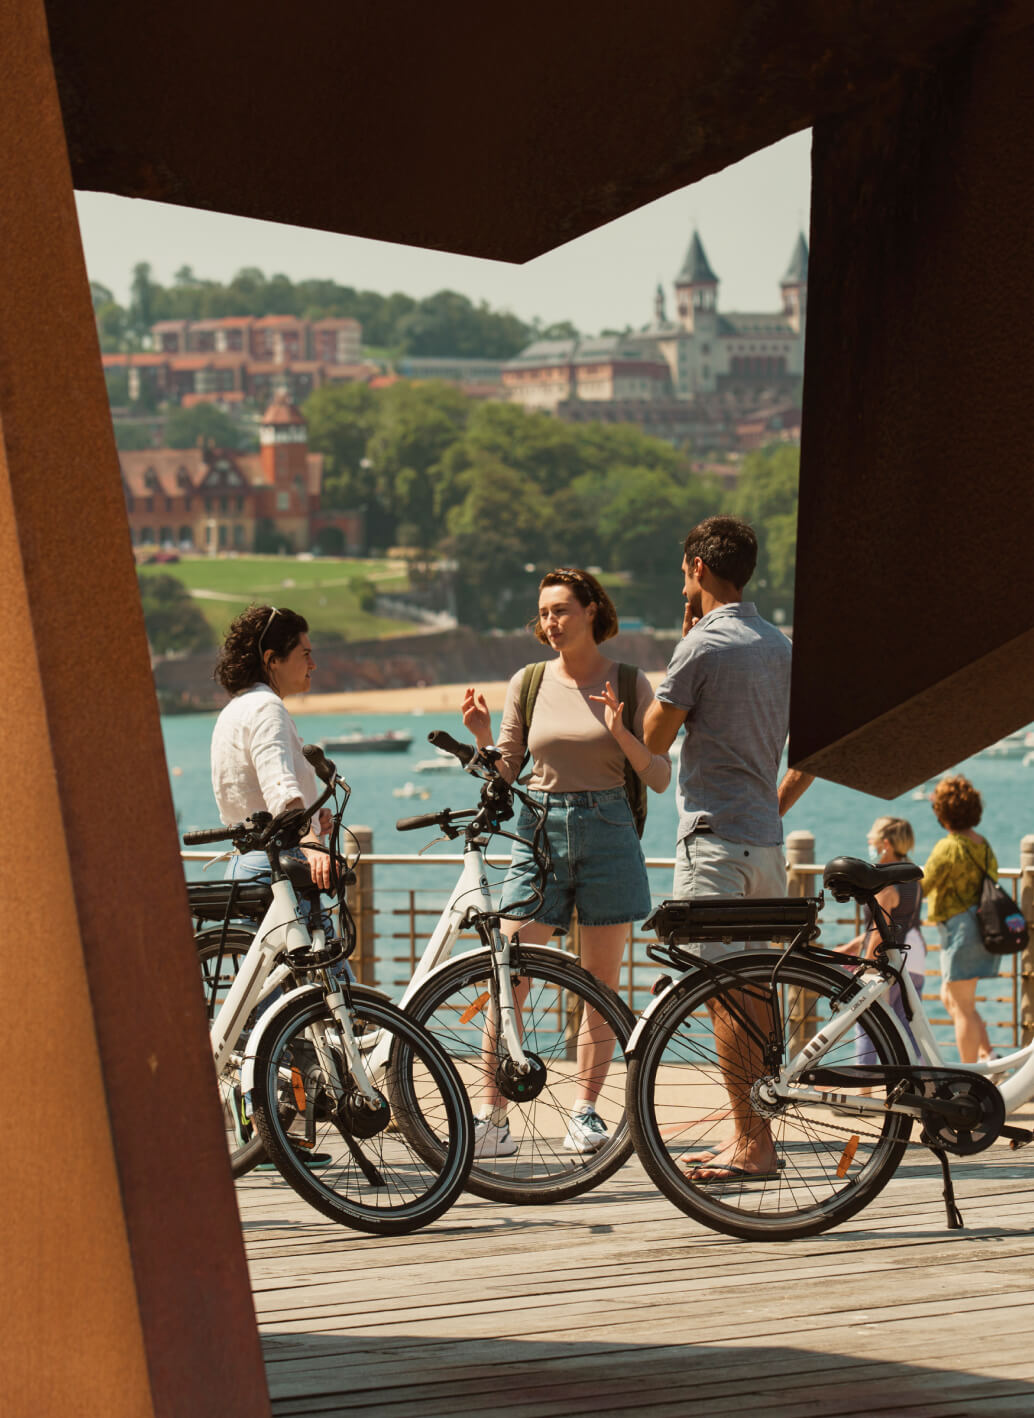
[183,836,1034,1048]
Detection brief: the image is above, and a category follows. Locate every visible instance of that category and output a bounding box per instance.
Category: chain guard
[802,1064,1004,1156]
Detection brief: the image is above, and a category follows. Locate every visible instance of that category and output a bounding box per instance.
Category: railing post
[785,829,817,1037]
[348,825,375,986]
[1020,835,1034,1046]
[785,829,816,900]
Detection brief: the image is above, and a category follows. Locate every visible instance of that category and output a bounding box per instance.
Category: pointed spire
[781,232,809,285]
[654,282,667,324]
[676,229,718,285]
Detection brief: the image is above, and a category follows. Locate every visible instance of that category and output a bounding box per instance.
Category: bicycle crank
[802,1065,1005,1156]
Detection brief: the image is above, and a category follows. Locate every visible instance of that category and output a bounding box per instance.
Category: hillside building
[119,391,361,555]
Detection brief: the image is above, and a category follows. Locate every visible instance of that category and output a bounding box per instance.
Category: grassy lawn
[137,555,415,641]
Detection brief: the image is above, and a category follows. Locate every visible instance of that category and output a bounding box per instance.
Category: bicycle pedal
[1002,1126,1034,1149]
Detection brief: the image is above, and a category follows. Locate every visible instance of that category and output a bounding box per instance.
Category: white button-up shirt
[211,682,320,830]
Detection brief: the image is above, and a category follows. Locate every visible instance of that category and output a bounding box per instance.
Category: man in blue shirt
[645,515,811,1181]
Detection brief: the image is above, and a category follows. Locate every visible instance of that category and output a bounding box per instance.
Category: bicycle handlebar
[182,825,237,846]
[396,809,452,833]
[303,742,338,784]
[427,729,475,766]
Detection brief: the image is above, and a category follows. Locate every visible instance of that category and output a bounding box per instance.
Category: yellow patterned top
[921,833,997,923]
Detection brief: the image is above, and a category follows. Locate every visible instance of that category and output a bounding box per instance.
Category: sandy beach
[285,671,667,717]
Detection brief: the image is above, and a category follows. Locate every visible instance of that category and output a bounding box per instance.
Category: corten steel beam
[0,4,270,1413]
[790,10,1034,797]
[45,0,989,262]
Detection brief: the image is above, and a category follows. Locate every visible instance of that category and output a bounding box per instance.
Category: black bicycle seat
[823,856,923,900]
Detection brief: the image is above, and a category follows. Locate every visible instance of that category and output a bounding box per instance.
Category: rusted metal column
[0,3,269,1413]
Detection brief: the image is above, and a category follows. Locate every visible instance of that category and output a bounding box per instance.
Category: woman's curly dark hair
[529,568,619,645]
[931,774,983,833]
[214,604,309,695]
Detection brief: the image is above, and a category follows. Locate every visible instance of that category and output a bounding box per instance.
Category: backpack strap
[517,661,546,777]
[616,663,648,838]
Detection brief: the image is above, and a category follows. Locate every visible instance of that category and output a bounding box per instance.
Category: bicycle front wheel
[404,945,635,1203]
[196,927,268,1178]
[250,990,473,1234]
[627,953,912,1241]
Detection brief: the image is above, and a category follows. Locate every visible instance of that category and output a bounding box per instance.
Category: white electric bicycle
[387,730,636,1205]
[182,744,473,1235]
[626,854,1034,1241]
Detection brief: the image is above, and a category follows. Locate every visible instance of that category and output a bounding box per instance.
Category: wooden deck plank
[244,1151,1034,1417]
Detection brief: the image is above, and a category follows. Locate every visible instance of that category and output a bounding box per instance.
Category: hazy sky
[75,130,811,336]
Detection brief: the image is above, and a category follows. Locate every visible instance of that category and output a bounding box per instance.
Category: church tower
[258,389,311,550]
[673,229,719,333]
[780,232,809,334]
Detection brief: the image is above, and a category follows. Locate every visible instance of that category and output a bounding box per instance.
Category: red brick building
[120,392,361,554]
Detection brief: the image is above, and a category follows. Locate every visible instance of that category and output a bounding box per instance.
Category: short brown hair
[530,568,619,645]
[214,604,309,695]
[931,775,983,832]
[683,515,758,590]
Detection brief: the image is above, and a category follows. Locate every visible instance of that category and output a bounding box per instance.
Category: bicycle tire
[196,927,268,1178]
[403,945,635,1204]
[250,989,473,1234]
[627,952,912,1241]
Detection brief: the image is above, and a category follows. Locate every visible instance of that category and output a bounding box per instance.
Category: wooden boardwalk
[243,1136,1034,1418]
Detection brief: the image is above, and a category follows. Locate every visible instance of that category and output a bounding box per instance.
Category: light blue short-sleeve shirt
[656,602,791,846]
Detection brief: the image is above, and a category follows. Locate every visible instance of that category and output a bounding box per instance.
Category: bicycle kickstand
[922,1135,964,1229]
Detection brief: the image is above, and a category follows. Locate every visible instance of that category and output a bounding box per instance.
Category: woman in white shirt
[211,604,332,893]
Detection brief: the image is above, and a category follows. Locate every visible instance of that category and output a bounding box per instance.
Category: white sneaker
[473,1117,518,1158]
[563,1107,609,1154]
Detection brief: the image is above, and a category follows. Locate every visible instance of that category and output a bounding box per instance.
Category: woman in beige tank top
[462,568,670,1159]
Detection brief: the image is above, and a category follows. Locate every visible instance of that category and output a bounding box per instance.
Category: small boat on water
[980,731,1034,759]
[413,749,461,773]
[392,781,431,800]
[318,729,413,755]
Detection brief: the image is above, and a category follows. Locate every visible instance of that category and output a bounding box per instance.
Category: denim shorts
[498,787,652,931]
[938,905,999,982]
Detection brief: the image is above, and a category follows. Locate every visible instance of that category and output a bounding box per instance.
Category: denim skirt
[498,786,651,931]
[937,904,999,982]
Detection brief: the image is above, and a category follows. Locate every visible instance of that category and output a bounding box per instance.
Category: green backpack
[517,660,647,838]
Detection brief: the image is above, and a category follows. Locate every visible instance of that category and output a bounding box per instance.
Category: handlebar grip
[427,729,475,766]
[303,742,337,784]
[182,826,235,846]
[396,811,449,833]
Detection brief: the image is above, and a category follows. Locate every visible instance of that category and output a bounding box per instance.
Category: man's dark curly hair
[214,604,309,695]
[683,515,758,590]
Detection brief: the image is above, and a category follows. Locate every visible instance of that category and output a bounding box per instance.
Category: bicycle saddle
[823,856,922,900]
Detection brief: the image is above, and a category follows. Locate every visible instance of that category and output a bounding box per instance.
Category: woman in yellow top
[922,775,998,1064]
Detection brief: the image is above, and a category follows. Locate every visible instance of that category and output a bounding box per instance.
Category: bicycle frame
[367,833,534,1074]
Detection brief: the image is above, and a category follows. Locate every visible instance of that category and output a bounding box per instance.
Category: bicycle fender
[625,972,695,1055]
[238,982,388,1103]
[626,949,803,1056]
[409,941,582,998]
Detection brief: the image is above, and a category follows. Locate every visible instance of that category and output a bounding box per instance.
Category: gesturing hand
[589,680,624,735]
[461,685,492,745]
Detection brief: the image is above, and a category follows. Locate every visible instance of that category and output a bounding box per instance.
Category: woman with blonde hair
[922,775,999,1063]
[839,816,926,1061]
[462,567,670,1158]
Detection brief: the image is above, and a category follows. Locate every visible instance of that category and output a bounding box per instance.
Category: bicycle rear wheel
[403,945,635,1203]
[627,953,912,1241]
[250,990,473,1234]
[196,927,267,1178]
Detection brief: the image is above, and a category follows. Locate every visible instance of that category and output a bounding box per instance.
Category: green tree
[137,573,216,655]
[733,442,800,619]
[129,262,158,339]
[446,454,550,629]
[365,382,472,548]
[165,403,257,452]
[112,421,155,450]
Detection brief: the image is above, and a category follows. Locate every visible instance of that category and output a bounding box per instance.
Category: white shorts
[672,832,788,959]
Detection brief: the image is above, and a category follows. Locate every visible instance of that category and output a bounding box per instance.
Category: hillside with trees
[304,382,800,628]
[92,264,566,360]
